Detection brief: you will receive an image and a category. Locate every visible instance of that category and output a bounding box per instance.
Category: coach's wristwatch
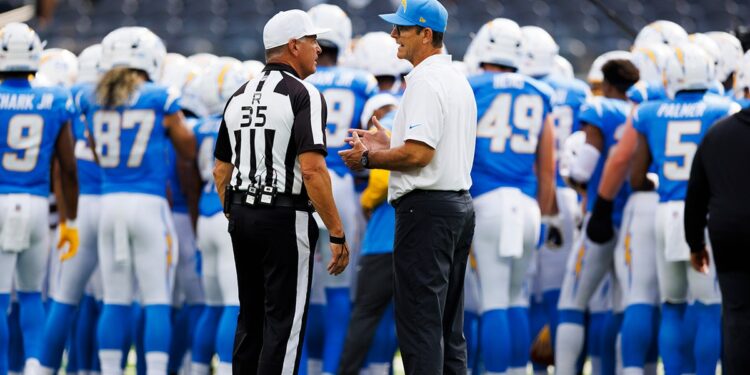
[360,150,370,169]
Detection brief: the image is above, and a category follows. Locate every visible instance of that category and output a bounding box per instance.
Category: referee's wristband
[329,234,346,245]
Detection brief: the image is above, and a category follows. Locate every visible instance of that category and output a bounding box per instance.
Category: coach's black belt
[229,189,314,212]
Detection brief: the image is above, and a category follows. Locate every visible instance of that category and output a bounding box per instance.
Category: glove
[57,219,79,261]
[586,195,614,244]
[530,324,554,365]
[542,214,563,249]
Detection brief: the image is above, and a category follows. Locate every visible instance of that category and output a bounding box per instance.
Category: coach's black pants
[228,204,317,375]
[392,190,475,375]
[338,253,394,375]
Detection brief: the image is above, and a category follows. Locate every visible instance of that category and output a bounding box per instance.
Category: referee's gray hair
[265,44,287,62]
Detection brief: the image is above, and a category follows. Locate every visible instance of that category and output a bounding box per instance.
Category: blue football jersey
[194,115,223,217]
[71,82,102,195]
[0,78,73,197]
[633,91,739,202]
[469,72,554,199]
[538,74,591,187]
[627,81,667,104]
[166,116,199,213]
[80,82,181,197]
[306,66,377,176]
[579,97,632,226]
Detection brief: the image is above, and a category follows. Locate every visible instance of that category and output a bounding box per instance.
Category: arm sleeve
[214,118,232,163]
[360,168,390,211]
[293,89,327,156]
[684,140,710,253]
[402,79,443,148]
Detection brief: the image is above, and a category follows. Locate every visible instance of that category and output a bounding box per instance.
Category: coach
[339,0,477,372]
[684,106,749,374]
[212,10,349,374]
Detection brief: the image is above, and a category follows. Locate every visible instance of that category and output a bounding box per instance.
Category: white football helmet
[100,26,166,81]
[159,53,201,94]
[519,25,559,77]
[559,130,587,179]
[689,33,721,77]
[187,53,219,69]
[243,60,265,80]
[733,51,750,99]
[193,59,247,115]
[0,22,44,72]
[633,20,688,48]
[77,44,102,84]
[36,48,78,87]
[353,31,411,77]
[587,50,632,85]
[705,31,744,82]
[631,43,672,83]
[307,4,352,56]
[552,55,575,80]
[463,21,493,74]
[664,44,714,98]
[476,18,523,69]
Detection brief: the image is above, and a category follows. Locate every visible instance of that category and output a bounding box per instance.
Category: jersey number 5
[92,109,155,168]
[663,120,701,181]
[477,94,544,154]
[2,114,44,172]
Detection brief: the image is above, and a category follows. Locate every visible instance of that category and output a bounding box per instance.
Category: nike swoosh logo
[408,124,422,129]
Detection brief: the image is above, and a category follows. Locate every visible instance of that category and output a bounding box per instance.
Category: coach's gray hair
[96,67,143,108]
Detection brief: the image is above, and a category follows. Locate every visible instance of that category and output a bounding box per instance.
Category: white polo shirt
[388,54,477,202]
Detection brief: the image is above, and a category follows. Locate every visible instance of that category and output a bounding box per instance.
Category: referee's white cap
[263,10,330,50]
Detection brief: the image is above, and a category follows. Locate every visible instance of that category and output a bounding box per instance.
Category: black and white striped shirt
[215,63,328,199]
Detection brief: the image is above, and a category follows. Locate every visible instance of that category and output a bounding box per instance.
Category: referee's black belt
[230,190,314,212]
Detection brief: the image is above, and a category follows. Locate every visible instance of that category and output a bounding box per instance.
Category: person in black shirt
[212,10,349,375]
[685,106,750,374]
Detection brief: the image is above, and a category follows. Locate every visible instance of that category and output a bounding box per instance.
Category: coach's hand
[328,241,350,276]
[57,219,80,261]
[347,116,390,152]
[339,132,367,171]
[586,195,614,244]
[690,247,710,274]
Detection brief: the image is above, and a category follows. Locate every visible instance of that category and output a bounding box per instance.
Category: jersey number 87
[93,109,155,168]
[477,94,544,154]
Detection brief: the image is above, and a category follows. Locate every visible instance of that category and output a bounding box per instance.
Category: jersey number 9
[2,114,44,172]
[323,88,355,149]
[93,109,156,168]
[477,94,544,154]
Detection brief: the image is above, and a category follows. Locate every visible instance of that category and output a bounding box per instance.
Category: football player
[156,52,207,375]
[596,45,739,375]
[188,58,247,375]
[555,58,639,375]
[587,51,632,96]
[469,18,556,375]
[78,27,195,375]
[0,22,79,374]
[518,27,590,370]
[304,5,378,374]
[706,31,744,96]
[38,43,104,375]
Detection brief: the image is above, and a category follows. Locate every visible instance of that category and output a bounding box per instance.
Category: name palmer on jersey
[655,102,709,117]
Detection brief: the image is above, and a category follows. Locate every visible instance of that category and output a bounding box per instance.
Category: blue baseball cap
[379,0,448,33]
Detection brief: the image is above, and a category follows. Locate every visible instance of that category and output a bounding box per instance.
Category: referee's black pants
[228,204,318,375]
[338,253,394,375]
[392,190,475,375]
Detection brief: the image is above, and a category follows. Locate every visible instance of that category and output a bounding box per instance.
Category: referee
[340,0,477,373]
[212,10,349,375]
